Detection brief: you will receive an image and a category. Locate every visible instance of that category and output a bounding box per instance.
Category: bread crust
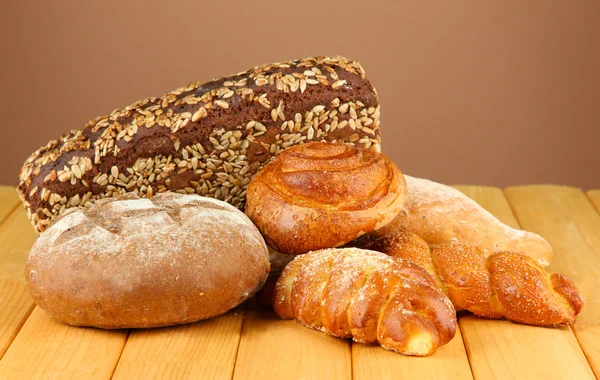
[375,175,553,266]
[18,56,380,234]
[25,192,270,328]
[353,230,584,326]
[273,248,456,356]
[245,142,406,254]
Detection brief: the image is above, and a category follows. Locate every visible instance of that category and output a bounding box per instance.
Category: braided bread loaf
[273,248,457,356]
[351,231,584,326]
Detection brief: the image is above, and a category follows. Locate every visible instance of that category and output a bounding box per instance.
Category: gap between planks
[0,202,130,379]
[453,185,594,380]
[0,190,35,360]
[0,186,21,227]
[0,205,247,380]
[111,306,244,380]
[504,185,600,378]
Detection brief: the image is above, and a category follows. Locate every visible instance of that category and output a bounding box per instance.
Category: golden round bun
[245,142,406,254]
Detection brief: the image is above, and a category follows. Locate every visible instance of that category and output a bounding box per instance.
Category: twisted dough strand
[351,231,584,326]
[273,248,456,356]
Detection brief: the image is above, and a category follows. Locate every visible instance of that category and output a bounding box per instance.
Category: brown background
[1,1,599,188]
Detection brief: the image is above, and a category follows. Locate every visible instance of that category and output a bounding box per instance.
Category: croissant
[273,248,457,356]
[245,142,407,254]
[351,231,584,326]
[374,175,553,266]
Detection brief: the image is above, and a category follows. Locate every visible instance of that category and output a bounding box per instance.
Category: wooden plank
[505,185,600,378]
[452,186,594,380]
[0,186,20,225]
[0,308,127,379]
[232,308,352,380]
[587,190,600,212]
[350,186,478,380]
[113,307,244,380]
[0,207,38,359]
[352,328,472,380]
[0,207,128,378]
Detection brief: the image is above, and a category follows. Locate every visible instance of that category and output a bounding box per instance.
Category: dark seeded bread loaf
[18,56,380,233]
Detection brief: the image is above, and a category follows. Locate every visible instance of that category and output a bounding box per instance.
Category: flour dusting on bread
[374,175,552,266]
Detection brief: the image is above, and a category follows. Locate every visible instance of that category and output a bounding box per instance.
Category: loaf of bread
[273,248,456,356]
[26,192,270,328]
[374,175,553,266]
[18,56,380,233]
[245,142,406,254]
[352,231,583,326]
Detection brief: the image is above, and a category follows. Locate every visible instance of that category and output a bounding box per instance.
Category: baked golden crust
[375,175,553,266]
[353,231,584,326]
[245,142,407,254]
[273,248,456,356]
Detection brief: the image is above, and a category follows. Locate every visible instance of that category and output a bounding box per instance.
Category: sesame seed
[71,164,82,179]
[332,80,347,89]
[215,100,229,109]
[58,171,71,182]
[44,170,57,182]
[312,105,325,114]
[192,107,207,122]
[255,77,268,86]
[348,118,359,131]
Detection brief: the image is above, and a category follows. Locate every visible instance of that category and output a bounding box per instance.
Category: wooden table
[0,185,598,379]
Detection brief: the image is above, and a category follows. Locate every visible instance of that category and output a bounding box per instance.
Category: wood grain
[232,308,352,380]
[0,207,37,359]
[505,185,600,378]
[113,307,244,380]
[587,190,600,212]
[0,185,598,378]
[352,327,472,380]
[0,186,19,225]
[453,185,594,380]
[0,307,127,379]
[0,206,129,378]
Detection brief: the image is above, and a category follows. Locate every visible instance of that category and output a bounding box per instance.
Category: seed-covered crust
[18,56,381,233]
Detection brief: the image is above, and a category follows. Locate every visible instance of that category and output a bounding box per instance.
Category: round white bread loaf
[26,192,270,328]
